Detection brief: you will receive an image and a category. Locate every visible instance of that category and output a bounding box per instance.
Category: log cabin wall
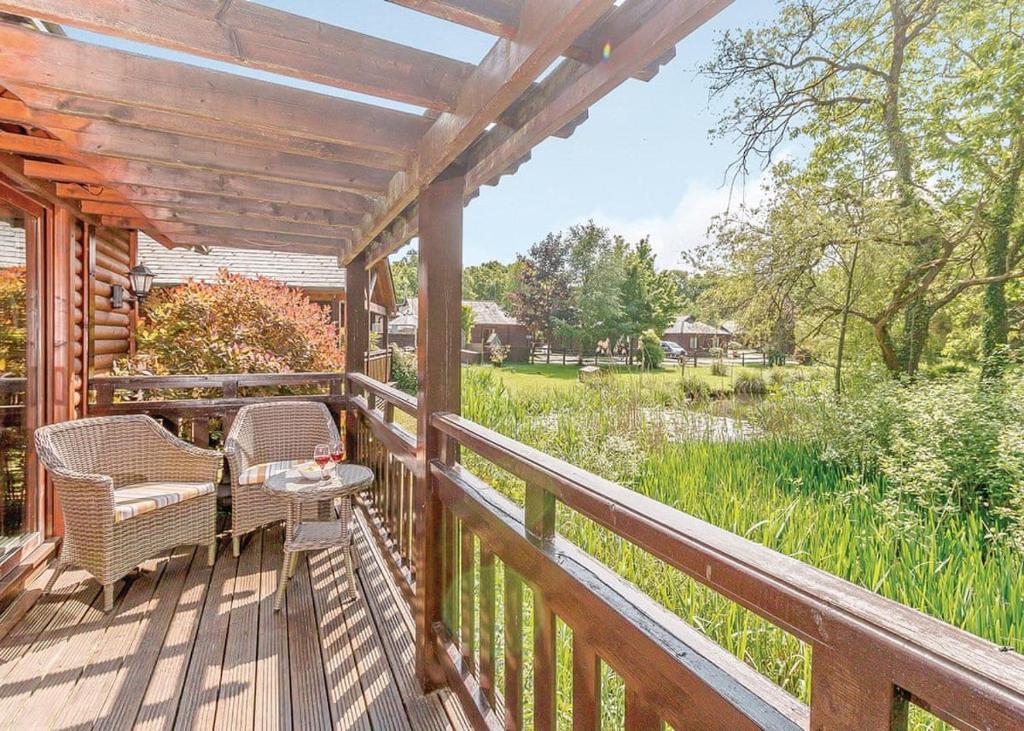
[90,229,132,374]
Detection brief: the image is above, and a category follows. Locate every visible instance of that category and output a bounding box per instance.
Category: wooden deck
[0,515,469,730]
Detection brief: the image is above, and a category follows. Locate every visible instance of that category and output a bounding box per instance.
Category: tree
[620,238,682,344]
[463,260,520,309]
[508,232,572,344]
[391,248,418,303]
[703,0,1024,376]
[461,304,475,345]
[125,270,344,375]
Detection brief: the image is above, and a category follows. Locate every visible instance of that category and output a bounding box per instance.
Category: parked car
[660,341,687,357]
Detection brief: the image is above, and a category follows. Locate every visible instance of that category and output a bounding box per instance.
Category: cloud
[581,176,769,270]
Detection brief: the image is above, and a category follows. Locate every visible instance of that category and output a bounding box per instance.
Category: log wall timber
[90,229,131,373]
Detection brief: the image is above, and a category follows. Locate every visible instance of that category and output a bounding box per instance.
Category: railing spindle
[460,526,477,674]
[479,546,497,708]
[534,592,557,731]
[572,635,600,731]
[504,567,524,730]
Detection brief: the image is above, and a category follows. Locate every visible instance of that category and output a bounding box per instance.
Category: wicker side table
[262,463,373,611]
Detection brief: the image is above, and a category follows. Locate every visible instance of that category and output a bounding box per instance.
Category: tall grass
[456,368,1022,728]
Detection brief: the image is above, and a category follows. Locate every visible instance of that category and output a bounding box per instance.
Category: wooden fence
[347,371,1024,730]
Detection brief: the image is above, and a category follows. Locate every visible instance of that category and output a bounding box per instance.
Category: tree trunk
[897,295,931,376]
[981,134,1024,379]
[835,243,860,395]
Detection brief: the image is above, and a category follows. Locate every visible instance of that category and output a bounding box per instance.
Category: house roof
[140,234,347,291]
[665,314,731,337]
[399,298,520,327]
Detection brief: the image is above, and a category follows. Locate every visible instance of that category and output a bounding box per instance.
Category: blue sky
[69,2,780,269]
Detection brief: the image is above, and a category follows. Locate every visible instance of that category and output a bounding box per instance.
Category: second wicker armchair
[224,401,341,557]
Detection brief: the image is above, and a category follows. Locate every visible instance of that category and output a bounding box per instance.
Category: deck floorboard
[0,521,468,730]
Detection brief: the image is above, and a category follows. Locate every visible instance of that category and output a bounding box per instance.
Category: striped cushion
[114,481,215,523]
[238,459,305,486]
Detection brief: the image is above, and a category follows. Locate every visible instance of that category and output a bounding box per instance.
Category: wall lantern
[112,262,155,309]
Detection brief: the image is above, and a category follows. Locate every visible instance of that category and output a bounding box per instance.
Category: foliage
[390,248,418,304]
[124,270,343,375]
[0,266,26,377]
[508,232,572,344]
[463,260,520,310]
[510,222,683,355]
[389,344,417,395]
[733,370,767,396]
[461,304,475,345]
[456,369,1022,727]
[710,361,728,378]
[637,329,664,370]
[679,374,711,401]
[753,368,1024,551]
[701,0,1024,378]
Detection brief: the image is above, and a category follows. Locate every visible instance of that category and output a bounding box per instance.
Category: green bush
[638,329,664,369]
[733,370,767,395]
[680,375,711,401]
[389,345,417,395]
[755,369,1024,551]
[710,361,728,377]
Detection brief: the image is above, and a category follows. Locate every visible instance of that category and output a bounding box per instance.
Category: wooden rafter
[61,184,365,228]
[0,0,476,111]
[346,0,618,262]
[0,23,429,155]
[390,0,676,82]
[389,0,522,37]
[0,91,409,171]
[465,0,734,193]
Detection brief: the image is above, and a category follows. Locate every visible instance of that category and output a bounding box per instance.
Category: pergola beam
[389,0,522,37]
[45,122,393,195]
[83,203,355,239]
[1,90,409,171]
[62,184,365,228]
[0,23,430,156]
[0,0,475,111]
[390,0,676,82]
[347,0,617,262]
[466,0,733,192]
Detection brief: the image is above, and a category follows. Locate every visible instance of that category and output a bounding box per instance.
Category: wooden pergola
[1,3,1022,731]
[0,0,720,262]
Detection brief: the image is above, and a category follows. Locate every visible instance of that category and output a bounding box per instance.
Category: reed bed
[455,369,1022,729]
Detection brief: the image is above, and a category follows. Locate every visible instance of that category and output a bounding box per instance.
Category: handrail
[91,372,345,391]
[346,372,417,415]
[432,411,1024,729]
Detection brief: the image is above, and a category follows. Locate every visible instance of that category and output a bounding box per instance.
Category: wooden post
[414,165,465,690]
[345,253,369,462]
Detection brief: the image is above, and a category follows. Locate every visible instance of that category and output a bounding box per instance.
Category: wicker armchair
[224,401,341,557]
[34,415,222,612]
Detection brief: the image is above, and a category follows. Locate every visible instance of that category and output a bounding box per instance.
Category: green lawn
[468,361,748,394]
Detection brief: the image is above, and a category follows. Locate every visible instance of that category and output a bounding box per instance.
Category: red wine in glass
[314,444,330,480]
[330,440,344,464]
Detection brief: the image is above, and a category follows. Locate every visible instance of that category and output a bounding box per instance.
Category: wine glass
[330,439,344,465]
[313,444,331,482]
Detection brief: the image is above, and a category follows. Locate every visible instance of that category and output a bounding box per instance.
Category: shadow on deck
[0,515,470,730]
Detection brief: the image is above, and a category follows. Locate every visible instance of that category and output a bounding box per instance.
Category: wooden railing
[346,372,417,602]
[345,372,1024,731]
[90,372,347,447]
